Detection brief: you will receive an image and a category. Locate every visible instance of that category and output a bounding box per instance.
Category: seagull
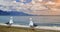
[5,16,13,26]
[29,18,37,28]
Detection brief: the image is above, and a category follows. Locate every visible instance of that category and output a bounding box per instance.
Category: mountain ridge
[0,10,36,16]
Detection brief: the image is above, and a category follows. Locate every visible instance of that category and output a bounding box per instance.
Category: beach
[0,25,60,32]
[0,23,60,32]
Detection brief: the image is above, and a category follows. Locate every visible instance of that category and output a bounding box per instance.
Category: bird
[29,18,38,30]
[5,16,13,26]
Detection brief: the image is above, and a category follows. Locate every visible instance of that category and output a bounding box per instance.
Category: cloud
[0,0,51,14]
[0,0,60,15]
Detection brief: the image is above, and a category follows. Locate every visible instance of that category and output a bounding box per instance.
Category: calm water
[0,16,60,26]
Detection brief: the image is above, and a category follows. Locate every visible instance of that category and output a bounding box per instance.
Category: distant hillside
[0,10,35,16]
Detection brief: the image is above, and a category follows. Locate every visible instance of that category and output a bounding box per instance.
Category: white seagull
[29,18,37,28]
[5,16,13,26]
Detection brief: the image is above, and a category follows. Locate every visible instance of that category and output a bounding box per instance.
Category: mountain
[0,10,10,15]
[0,10,35,16]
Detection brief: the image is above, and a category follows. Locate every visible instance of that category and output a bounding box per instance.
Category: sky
[0,0,60,15]
[16,0,32,4]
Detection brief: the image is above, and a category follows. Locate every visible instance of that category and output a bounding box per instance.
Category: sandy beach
[0,23,60,31]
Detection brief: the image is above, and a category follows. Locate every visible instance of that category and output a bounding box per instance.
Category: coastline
[0,23,60,31]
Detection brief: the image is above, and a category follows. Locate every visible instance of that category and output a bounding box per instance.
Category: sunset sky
[0,0,60,15]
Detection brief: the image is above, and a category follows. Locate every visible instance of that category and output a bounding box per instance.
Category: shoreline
[0,23,60,31]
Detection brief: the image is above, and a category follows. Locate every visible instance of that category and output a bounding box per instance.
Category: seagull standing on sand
[29,18,34,27]
[5,17,13,26]
[29,18,38,30]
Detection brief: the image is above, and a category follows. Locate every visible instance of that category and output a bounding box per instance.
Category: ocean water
[0,16,60,26]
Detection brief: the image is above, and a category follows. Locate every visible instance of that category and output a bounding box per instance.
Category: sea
[0,16,60,27]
